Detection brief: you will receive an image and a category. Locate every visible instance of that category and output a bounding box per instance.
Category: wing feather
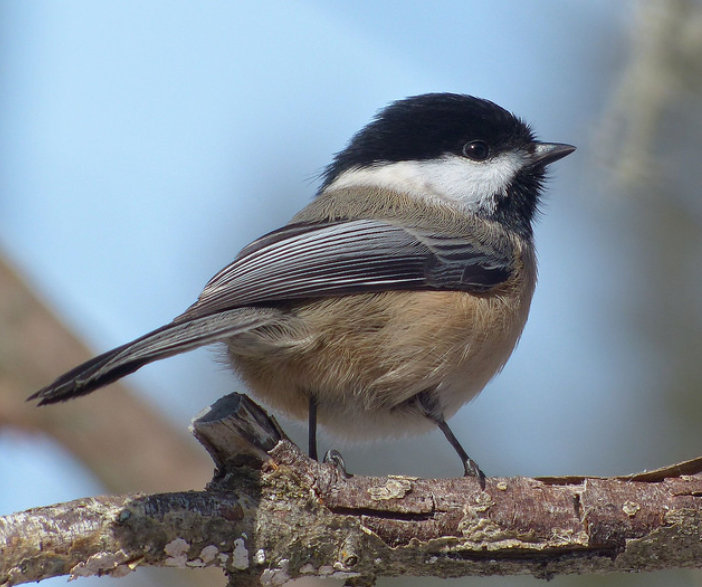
[178,219,511,321]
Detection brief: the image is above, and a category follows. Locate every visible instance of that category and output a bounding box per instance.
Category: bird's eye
[462,140,490,161]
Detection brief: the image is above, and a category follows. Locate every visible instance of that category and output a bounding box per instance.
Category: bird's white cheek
[327,153,525,214]
[414,154,525,213]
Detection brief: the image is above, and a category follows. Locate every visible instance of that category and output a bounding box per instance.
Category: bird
[29,93,575,485]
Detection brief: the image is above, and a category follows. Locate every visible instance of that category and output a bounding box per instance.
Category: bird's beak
[526,142,576,167]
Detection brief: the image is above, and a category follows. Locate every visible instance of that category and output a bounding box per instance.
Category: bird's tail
[27,308,268,405]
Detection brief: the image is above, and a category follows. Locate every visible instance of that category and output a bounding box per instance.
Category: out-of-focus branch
[3,393,702,587]
[597,0,702,190]
[0,253,212,493]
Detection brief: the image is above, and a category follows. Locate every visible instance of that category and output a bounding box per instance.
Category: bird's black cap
[320,93,535,191]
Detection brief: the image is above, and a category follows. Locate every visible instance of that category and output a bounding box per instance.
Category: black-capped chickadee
[29,93,575,485]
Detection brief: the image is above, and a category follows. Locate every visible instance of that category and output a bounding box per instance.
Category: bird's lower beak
[527,142,576,167]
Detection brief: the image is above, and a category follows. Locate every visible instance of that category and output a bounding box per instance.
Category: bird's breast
[228,244,536,439]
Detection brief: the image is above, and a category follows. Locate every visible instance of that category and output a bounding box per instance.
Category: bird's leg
[308,395,351,476]
[323,449,351,478]
[308,394,318,461]
[418,390,486,489]
[432,415,486,489]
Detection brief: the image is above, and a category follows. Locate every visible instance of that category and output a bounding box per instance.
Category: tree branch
[3,393,702,586]
[0,254,212,495]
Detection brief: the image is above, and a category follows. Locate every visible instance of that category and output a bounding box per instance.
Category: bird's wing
[177,218,513,321]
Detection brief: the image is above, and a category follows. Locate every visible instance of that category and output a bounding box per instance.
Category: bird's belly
[229,286,532,440]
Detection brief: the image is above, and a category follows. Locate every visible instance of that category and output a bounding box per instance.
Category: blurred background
[1,1,701,586]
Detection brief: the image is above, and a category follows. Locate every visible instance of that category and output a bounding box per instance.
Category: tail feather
[28,308,273,405]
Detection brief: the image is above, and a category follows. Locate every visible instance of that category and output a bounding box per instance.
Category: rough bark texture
[2,393,702,587]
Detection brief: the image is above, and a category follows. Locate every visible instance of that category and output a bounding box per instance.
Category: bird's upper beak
[526,142,576,167]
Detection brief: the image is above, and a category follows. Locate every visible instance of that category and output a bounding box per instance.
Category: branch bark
[3,393,702,587]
